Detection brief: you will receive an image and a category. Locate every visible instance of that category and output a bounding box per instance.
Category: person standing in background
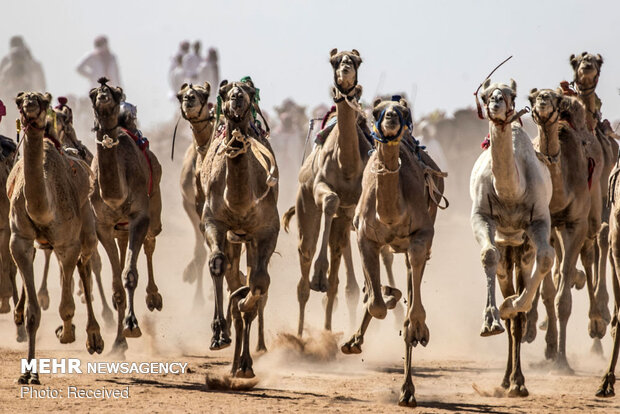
[182,41,202,83]
[76,35,122,88]
[199,48,220,103]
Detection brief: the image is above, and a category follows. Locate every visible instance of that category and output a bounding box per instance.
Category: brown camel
[176,82,216,305]
[340,97,445,407]
[470,79,554,396]
[200,78,279,377]
[10,92,103,384]
[0,135,17,316]
[282,48,372,336]
[35,100,113,327]
[525,88,598,373]
[571,52,617,346]
[596,153,620,397]
[89,78,163,355]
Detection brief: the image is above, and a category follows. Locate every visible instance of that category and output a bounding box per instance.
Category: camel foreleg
[310,182,339,292]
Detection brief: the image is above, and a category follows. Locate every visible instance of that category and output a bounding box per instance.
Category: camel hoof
[55,324,76,344]
[367,294,387,320]
[382,286,402,310]
[309,272,328,293]
[255,343,267,354]
[29,373,41,385]
[398,383,416,407]
[0,297,11,313]
[341,337,363,355]
[480,322,504,337]
[101,307,115,328]
[235,367,255,379]
[481,306,504,337]
[595,373,616,398]
[37,290,50,311]
[572,269,586,290]
[17,372,30,384]
[544,342,558,361]
[522,318,537,343]
[539,317,548,331]
[499,295,521,320]
[183,262,199,283]
[123,315,142,338]
[600,302,612,326]
[588,315,607,339]
[551,358,574,375]
[110,338,128,358]
[146,291,163,312]
[210,337,231,351]
[86,329,104,354]
[508,384,529,397]
[16,325,27,343]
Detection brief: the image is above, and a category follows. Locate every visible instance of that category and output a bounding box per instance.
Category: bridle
[371,104,408,146]
[484,88,529,130]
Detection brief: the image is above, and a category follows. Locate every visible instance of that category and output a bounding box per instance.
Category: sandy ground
[1,122,619,412]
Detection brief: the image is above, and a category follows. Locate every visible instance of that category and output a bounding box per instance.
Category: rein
[473,55,513,120]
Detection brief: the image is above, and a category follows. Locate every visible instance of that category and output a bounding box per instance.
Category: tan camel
[282,49,372,336]
[89,78,163,355]
[571,52,617,341]
[339,97,445,406]
[176,82,216,305]
[0,135,17,316]
[470,79,554,396]
[35,100,113,327]
[199,78,279,377]
[596,157,620,397]
[524,88,598,373]
[10,92,103,384]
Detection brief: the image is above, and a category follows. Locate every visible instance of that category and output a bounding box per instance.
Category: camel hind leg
[91,249,114,326]
[381,246,405,327]
[343,241,360,331]
[324,216,350,331]
[0,224,14,313]
[144,236,163,312]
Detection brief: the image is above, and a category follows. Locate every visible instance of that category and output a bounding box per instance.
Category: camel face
[330,49,362,93]
[177,82,210,120]
[89,78,123,118]
[219,81,254,122]
[15,91,50,121]
[571,52,603,86]
[480,80,517,123]
[372,99,409,139]
[529,89,561,120]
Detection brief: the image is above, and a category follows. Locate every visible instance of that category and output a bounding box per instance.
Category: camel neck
[335,99,361,178]
[224,124,253,215]
[489,122,524,200]
[537,121,566,210]
[95,115,127,207]
[375,142,402,224]
[191,118,215,149]
[23,129,53,224]
[578,92,598,131]
[537,121,560,158]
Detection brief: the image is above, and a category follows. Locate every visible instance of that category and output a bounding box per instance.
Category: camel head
[570,52,603,90]
[218,80,256,124]
[556,90,587,130]
[177,82,211,121]
[15,91,51,129]
[329,48,362,94]
[528,88,567,126]
[479,78,517,123]
[89,77,123,123]
[371,96,411,143]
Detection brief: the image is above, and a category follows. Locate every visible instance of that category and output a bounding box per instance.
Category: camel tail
[282,206,296,233]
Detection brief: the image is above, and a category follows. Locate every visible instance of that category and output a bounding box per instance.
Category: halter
[371,97,410,146]
[181,84,210,123]
[531,99,561,165]
[485,88,529,129]
[332,56,359,98]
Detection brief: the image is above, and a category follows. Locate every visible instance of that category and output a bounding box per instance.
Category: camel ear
[581,51,588,57]
[596,54,604,66]
[351,49,360,56]
[528,88,539,106]
[482,78,491,90]
[203,82,211,96]
[330,48,338,57]
[218,80,230,98]
[88,87,98,105]
[41,93,52,109]
[570,54,579,70]
[399,98,408,108]
[15,92,25,108]
[509,79,517,94]
[373,98,382,108]
[112,87,123,103]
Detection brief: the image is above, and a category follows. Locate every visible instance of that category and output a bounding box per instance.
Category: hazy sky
[2,0,620,128]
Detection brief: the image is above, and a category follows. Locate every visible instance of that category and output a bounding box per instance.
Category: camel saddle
[122,127,153,196]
